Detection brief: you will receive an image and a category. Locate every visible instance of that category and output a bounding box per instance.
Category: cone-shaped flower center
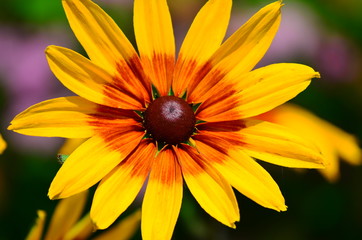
[144,96,196,145]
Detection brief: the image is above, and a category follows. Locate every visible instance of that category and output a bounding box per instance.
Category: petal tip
[91,219,107,230]
[270,0,284,10]
[278,205,287,212]
[45,45,57,55]
[230,222,237,229]
[48,192,60,200]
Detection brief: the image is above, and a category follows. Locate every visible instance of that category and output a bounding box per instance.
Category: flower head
[9,0,324,239]
[257,103,362,182]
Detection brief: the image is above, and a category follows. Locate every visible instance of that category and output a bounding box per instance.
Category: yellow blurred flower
[26,191,141,240]
[257,103,362,182]
[0,134,6,154]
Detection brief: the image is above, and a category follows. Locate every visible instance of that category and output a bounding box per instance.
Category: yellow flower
[0,134,6,154]
[257,103,362,182]
[26,191,141,240]
[9,0,324,239]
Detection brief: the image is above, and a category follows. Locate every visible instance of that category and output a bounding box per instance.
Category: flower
[9,0,324,239]
[25,191,141,240]
[0,134,6,154]
[0,25,72,153]
[257,103,362,182]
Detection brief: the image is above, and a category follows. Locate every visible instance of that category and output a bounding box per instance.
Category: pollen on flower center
[144,96,196,145]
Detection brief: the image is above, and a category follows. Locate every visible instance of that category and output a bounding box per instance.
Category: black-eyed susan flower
[0,134,6,154]
[257,103,362,182]
[26,191,141,240]
[9,0,325,239]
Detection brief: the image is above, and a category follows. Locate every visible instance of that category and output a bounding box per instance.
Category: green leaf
[151,84,160,100]
[192,102,202,112]
[196,120,207,124]
[57,154,69,164]
[168,87,175,96]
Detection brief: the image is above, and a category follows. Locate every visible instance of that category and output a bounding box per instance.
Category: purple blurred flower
[0,25,73,153]
[316,36,361,82]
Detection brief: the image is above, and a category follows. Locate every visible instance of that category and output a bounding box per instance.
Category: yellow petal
[134,0,175,95]
[196,94,242,123]
[25,210,46,240]
[176,145,239,228]
[92,140,156,229]
[46,46,144,110]
[196,63,319,122]
[235,63,320,118]
[0,134,6,154]
[172,0,232,96]
[62,0,139,74]
[63,213,93,240]
[93,210,141,240]
[319,157,340,182]
[189,1,282,101]
[59,138,88,155]
[44,191,88,240]
[8,97,139,138]
[211,1,281,74]
[8,97,98,138]
[314,115,362,166]
[241,120,325,169]
[49,130,143,199]
[195,63,319,121]
[195,139,286,211]
[141,148,183,240]
[259,103,362,181]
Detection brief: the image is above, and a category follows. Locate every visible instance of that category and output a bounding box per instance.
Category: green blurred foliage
[0,0,64,24]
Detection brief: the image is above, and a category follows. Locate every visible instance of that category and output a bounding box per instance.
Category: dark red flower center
[144,96,196,145]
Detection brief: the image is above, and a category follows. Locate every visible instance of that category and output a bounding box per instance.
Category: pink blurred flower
[0,25,73,153]
[316,36,361,82]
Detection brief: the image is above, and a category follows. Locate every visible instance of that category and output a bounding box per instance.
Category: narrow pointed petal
[176,145,239,228]
[189,1,282,101]
[8,97,98,138]
[62,0,139,74]
[196,94,242,123]
[316,116,362,166]
[8,97,139,138]
[235,63,320,118]
[196,63,319,121]
[48,130,144,199]
[172,0,232,96]
[142,148,183,240]
[0,134,6,154]
[134,0,175,95]
[195,139,286,211]
[44,191,88,240]
[241,120,325,168]
[258,103,362,181]
[46,46,144,109]
[211,1,281,74]
[92,140,156,229]
[25,210,46,240]
[93,210,141,240]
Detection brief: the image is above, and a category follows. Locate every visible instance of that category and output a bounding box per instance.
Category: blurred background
[0,0,361,239]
